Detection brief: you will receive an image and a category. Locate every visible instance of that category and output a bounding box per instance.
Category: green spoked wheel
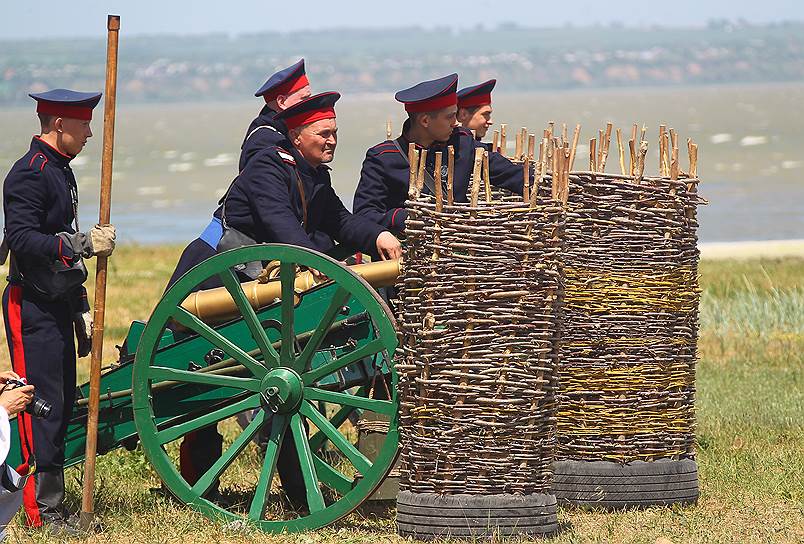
[132,244,399,532]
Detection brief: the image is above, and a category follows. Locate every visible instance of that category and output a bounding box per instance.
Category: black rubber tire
[553,458,699,509]
[396,491,559,539]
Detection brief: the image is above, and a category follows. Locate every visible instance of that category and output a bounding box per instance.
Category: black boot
[33,469,81,537]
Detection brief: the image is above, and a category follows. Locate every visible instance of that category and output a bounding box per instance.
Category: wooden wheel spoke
[304,387,394,417]
[291,414,326,513]
[156,394,260,445]
[149,366,261,392]
[293,286,351,373]
[279,262,296,367]
[302,339,385,386]
[248,414,288,521]
[308,386,367,452]
[299,401,372,476]
[171,307,266,378]
[218,267,280,368]
[313,454,353,495]
[191,410,266,496]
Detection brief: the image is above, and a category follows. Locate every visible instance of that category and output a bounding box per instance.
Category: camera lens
[26,396,52,419]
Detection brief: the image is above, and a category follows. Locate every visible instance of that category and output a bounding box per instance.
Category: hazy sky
[1,0,802,39]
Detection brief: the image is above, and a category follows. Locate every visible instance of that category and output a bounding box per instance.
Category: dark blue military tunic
[353,123,524,233]
[165,105,338,293]
[239,105,288,171]
[223,144,383,253]
[165,106,292,292]
[2,137,89,522]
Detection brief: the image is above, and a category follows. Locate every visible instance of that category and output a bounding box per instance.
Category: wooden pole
[500,124,507,158]
[599,122,612,172]
[446,145,455,206]
[522,156,530,203]
[670,128,679,180]
[616,128,626,175]
[596,129,604,169]
[386,119,392,140]
[527,133,536,160]
[492,130,500,153]
[589,137,597,172]
[407,143,419,200]
[81,14,120,532]
[628,138,636,176]
[482,150,491,203]
[514,129,523,161]
[433,151,443,212]
[568,124,581,170]
[416,149,427,196]
[659,124,667,177]
[636,140,649,182]
[470,148,483,206]
[688,138,698,178]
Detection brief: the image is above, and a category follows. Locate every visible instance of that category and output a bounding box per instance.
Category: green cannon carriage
[7,244,403,533]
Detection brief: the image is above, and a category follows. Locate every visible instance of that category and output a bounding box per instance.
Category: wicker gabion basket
[394,146,566,538]
[535,124,705,509]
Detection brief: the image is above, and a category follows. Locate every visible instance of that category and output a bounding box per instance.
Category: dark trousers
[2,283,76,526]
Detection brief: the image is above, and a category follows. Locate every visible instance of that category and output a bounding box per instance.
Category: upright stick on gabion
[542,124,704,509]
[395,145,566,538]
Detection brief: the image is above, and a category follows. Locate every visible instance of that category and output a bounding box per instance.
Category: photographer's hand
[0,371,21,383]
[0,384,33,417]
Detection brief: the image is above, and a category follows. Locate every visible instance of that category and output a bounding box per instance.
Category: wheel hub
[260,368,303,414]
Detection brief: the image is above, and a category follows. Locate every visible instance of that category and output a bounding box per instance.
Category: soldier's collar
[31,136,74,166]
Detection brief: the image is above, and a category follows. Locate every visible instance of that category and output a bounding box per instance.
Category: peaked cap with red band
[275,91,340,130]
[457,79,496,109]
[254,58,309,103]
[29,89,102,121]
[395,73,458,113]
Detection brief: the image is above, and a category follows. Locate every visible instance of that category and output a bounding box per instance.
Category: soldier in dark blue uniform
[1,89,116,534]
[457,79,496,141]
[353,74,523,237]
[165,59,315,293]
[221,91,400,258]
[167,62,324,495]
[183,92,401,508]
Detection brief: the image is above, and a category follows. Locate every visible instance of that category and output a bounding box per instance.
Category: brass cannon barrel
[181,258,401,322]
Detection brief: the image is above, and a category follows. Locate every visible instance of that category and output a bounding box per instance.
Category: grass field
[0,247,802,543]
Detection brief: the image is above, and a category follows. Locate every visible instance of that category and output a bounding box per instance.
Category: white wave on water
[151,199,171,208]
[181,152,197,161]
[203,153,235,167]
[782,160,803,169]
[137,186,165,196]
[740,135,767,147]
[168,162,194,173]
[709,133,732,144]
[162,150,178,159]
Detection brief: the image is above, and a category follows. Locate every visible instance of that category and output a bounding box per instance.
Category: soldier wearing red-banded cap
[353,74,523,240]
[457,79,496,140]
[1,89,116,536]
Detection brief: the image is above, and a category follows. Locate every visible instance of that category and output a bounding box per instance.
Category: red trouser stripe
[7,285,42,528]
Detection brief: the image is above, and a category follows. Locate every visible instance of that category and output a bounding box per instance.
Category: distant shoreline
[698,239,804,260]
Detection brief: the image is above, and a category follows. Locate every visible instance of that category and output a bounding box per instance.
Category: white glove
[89,224,116,257]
